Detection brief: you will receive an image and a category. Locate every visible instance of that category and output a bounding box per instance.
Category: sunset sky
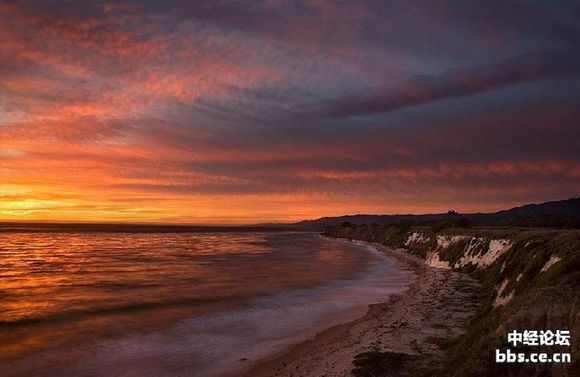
[1,1,579,224]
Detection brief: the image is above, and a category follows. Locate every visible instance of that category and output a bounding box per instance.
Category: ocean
[0,230,413,377]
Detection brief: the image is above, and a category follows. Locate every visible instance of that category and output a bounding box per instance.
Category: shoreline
[1,233,412,377]
[243,238,480,377]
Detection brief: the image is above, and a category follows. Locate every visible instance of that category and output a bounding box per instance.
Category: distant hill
[292,213,447,229]
[288,197,580,230]
[490,197,580,217]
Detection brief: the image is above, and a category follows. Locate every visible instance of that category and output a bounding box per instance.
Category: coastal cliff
[323,224,580,377]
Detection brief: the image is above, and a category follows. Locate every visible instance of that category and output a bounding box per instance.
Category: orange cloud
[1,1,579,223]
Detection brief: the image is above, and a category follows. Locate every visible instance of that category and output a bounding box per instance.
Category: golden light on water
[0,231,382,361]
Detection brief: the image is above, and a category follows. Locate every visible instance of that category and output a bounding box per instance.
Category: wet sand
[244,241,480,377]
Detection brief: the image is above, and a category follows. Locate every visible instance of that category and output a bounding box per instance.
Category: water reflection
[0,232,378,360]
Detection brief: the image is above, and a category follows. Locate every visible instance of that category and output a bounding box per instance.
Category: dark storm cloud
[297,49,580,118]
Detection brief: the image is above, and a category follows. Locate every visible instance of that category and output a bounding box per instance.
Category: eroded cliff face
[323,225,580,377]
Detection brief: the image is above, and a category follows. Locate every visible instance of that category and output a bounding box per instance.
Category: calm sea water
[0,231,413,377]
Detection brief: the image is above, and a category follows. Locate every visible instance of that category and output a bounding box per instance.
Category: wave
[0,295,247,328]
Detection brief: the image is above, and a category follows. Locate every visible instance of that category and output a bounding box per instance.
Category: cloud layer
[1,0,579,223]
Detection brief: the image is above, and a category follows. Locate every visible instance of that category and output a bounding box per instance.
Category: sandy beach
[244,241,481,377]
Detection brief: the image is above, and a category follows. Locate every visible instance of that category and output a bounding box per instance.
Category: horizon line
[1,196,577,227]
